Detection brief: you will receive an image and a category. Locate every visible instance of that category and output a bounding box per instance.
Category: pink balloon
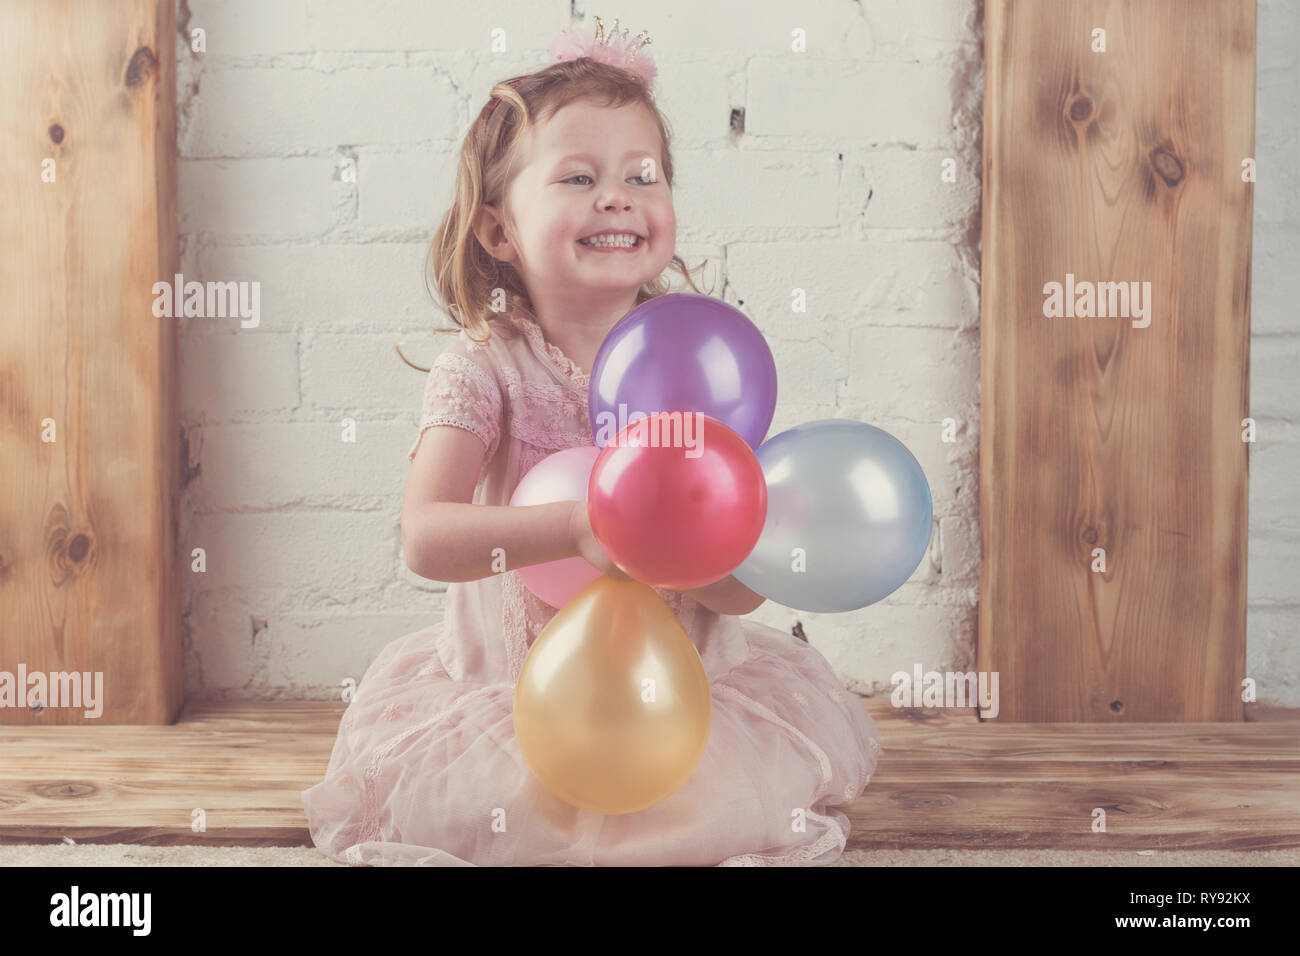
[508,446,603,608]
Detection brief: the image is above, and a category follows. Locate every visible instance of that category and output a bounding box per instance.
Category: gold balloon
[514,577,712,815]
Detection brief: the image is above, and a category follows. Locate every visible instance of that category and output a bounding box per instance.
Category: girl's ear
[471,204,518,263]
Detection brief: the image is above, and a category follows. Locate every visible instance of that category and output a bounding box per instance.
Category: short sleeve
[407,341,503,463]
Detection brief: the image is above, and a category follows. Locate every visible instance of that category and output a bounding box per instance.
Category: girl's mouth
[577,233,644,251]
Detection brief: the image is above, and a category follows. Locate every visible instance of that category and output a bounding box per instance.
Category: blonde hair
[422,57,708,355]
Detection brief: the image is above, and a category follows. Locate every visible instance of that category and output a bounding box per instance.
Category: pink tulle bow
[548,21,657,91]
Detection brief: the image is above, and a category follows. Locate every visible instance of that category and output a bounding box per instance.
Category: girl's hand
[683,574,766,616]
[567,501,631,580]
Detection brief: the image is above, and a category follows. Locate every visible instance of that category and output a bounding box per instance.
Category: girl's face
[497,99,676,303]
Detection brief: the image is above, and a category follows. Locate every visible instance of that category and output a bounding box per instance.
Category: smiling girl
[301,19,882,867]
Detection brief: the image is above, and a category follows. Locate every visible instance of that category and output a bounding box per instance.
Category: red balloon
[588,412,767,590]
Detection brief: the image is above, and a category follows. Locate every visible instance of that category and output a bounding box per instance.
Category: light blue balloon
[734,419,932,613]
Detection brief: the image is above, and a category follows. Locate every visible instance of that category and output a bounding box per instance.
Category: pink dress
[300,309,883,866]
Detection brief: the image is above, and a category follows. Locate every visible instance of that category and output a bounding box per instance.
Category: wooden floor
[1,700,1296,849]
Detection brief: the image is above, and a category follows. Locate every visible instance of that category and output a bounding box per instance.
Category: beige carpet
[2,844,1297,867]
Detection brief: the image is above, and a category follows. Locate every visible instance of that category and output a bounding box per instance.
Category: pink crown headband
[482,16,655,123]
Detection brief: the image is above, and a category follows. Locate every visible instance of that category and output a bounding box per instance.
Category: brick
[1249,419,1300,529]
[189,590,440,693]
[673,148,838,233]
[1251,225,1300,335]
[1251,334,1300,418]
[654,61,734,144]
[726,239,976,328]
[456,52,547,121]
[195,243,434,332]
[748,598,977,695]
[184,0,311,56]
[1246,605,1300,707]
[191,423,417,512]
[746,59,955,147]
[763,402,841,441]
[843,148,980,231]
[859,0,980,60]
[357,150,460,229]
[536,0,869,57]
[761,335,844,406]
[939,513,979,584]
[1250,527,1300,604]
[305,0,559,52]
[180,158,341,237]
[305,332,458,412]
[184,67,457,156]
[180,332,301,420]
[188,511,398,591]
[840,325,979,415]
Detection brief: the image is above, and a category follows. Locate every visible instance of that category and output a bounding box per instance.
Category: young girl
[301,19,883,866]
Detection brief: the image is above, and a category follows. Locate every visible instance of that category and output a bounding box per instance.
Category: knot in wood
[125,46,157,87]
[1150,146,1185,186]
[68,533,90,562]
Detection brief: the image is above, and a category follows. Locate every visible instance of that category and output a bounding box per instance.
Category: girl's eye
[564,174,654,186]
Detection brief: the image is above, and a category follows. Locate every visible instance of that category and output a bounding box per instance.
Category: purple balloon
[589,294,777,449]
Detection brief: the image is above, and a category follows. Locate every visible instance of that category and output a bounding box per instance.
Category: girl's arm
[402,424,625,582]
[401,424,571,581]
[685,574,765,616]
[404,500,580,582]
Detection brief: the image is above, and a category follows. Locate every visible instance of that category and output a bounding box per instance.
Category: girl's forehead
[537,100,656,139]
[526,101,661,161]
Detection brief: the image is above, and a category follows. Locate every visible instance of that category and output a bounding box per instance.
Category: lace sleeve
[407,342,503,463]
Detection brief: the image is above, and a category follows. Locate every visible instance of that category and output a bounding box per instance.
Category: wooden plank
[979,0,1255,720]
[2,701,1297,849]
[0,1,180,723]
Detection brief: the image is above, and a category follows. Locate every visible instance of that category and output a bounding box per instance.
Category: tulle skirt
[301,620,882,866]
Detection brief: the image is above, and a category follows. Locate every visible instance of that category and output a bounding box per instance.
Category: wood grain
[979,0,1255,720]
[1,700,1295,849]
[0,1,180,723]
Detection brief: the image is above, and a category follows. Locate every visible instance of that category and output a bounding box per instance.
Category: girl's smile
[577,230,646,252]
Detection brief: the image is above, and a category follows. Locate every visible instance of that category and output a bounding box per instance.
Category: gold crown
[592,15,653,64]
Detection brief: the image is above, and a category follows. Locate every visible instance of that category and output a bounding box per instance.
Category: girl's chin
[570,261,656,285]
[572,278,648,293]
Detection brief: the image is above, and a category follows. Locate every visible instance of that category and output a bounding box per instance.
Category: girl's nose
[600,192,632,211]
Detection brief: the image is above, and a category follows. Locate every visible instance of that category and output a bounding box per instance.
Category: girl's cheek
[537,213,572,248]
[657,202,677,237]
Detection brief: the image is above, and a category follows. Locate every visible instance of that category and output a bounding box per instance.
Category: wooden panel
[979,0,1255,720]
[0,1,180,723]
[1,701,1296,849]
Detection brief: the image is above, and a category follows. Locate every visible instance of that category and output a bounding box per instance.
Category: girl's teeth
[580,235,640,247]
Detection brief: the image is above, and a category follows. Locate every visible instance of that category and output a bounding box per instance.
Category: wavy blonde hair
[420,57,708,360]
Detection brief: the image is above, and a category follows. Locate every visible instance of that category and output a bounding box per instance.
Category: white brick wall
[1248,0,1300,707]
[176,0,1298,706]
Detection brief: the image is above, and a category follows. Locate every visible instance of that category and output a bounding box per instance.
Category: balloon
[588,412,767,591]
[589,293,777,450]
[733,419,932,612]
[514,577,712,814]
[509,446,602,607]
